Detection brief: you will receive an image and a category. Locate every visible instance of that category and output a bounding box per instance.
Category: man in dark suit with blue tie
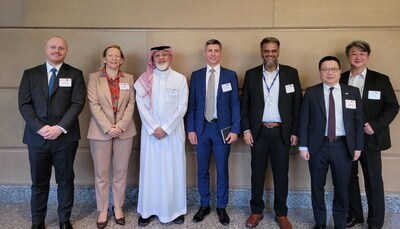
[187,39,241,226]
[298,56,364,229]
[340,40,399,229]
[241,37,302,229]
[18,36,86,229]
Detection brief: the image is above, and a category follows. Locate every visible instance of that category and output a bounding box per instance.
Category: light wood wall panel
[274,1,400,27]
[22,0,274,28]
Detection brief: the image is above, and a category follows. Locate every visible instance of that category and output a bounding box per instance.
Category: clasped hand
[107,125,122,138]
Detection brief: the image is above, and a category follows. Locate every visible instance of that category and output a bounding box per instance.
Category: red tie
[328,87,336,141]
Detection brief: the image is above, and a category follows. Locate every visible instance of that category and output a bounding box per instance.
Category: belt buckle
[266,123,274,128]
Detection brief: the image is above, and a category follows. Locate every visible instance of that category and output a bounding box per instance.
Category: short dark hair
[205,39,222,50]
[260,37,280,49]
[318,56,341,70]
[345,40,371,56]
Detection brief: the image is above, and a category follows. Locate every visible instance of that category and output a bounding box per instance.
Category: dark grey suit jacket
[241,64,302,145]
[298,83,364,158]
[18,63,86,146]
[340,69,399,151]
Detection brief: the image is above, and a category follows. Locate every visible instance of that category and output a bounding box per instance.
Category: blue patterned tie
[49,68,57,96]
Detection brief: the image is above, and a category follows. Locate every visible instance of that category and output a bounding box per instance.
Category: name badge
[119,82,130,90]
[221,83,232,92]
[59,78,72,87]
[368,90,381,100]
[285,84,295,93]
[345,99,356,109]
[167,88,178,96]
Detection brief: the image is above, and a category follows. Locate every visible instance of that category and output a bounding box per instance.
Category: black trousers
[348,148,384,228]
[309,139,352,229]
[28,141,78,224]
[250,127,289,216]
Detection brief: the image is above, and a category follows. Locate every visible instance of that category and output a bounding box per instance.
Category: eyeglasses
[152,52,170,59]
[320,67,340,73]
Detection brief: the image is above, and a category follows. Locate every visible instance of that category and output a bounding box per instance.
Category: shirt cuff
[298,146,308,151]
[56,125,67,134]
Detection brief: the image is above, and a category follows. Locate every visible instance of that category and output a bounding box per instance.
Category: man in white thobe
[134,45,188,226]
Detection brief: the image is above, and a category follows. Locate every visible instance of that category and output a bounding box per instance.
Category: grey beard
[155,62,169,71]
[264,59,278,69]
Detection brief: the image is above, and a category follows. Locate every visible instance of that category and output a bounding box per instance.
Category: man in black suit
[340,40,399,229]
[18,36,86,229]
[241,37,302,229]
[298,56,364,229]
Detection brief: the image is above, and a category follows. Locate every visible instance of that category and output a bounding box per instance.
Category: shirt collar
[46,62,62,73]
[207,64,220,73]
[323,83,340,90]
[349,68,367,79]
[262,64,279,74]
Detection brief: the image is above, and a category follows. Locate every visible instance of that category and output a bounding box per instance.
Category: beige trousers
[90,137,133,212]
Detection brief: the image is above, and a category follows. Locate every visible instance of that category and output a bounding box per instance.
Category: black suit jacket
[298,83,364,158]
[340,69,399,151]
[241,64,302,145]
[18,63,87,146]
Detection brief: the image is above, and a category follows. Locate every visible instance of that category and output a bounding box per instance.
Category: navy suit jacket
[298,83,364,158]
[186,66,241,135]
[18,63,87,146]
[241,64,302,145]
[340,69,399,151]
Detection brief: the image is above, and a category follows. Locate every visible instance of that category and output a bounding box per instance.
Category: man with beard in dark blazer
[241,37,302,229]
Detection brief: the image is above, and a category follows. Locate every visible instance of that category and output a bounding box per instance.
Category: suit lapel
[39,64,50,99]
[362,69,374,105]
[341,84,348,119]
[256,66,264,101]
[117,74,127,110]
[99,74,113,107]
[217,67,225,102]
[316,84,326,117]
[278,65,286,101]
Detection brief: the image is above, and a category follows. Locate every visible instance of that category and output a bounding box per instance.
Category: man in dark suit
[187,39,241,226]
[340,40,399,229]
[241,37,302,229]
[298,56,364,229]
[18,36,86,229]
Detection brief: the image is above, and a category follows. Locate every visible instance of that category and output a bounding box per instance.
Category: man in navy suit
[340,40,399,229]
[187,39,241,226]
[298,56,364,229]
[18,36,86,229]
[241,37,302,229]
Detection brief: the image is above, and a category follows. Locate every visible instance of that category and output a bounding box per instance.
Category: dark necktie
[49,68,57,96]
[205,69,215,122]
[328,87,336,140]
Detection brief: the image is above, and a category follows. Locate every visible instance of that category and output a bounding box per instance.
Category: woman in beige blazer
[87,45,136,228]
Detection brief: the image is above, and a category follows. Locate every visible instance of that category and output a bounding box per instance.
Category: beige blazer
[87,71,137,140]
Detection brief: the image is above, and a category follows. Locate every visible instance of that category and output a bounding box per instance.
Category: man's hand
[153,127,167,140]
[299,150,310,161]
[42,126,63,140]
[290,135,298,146]
[353,150,361,161]
[226,133,238,144]
[244,131,254,147]
[188,132,198,145]
[364,122,375,135]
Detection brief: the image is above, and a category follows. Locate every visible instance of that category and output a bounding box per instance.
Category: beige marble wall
[0,0,399,194]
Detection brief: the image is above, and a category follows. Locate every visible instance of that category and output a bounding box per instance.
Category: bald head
[45,36,68,66]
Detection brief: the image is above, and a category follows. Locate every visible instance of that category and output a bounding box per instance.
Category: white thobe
[135,68,188,223]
